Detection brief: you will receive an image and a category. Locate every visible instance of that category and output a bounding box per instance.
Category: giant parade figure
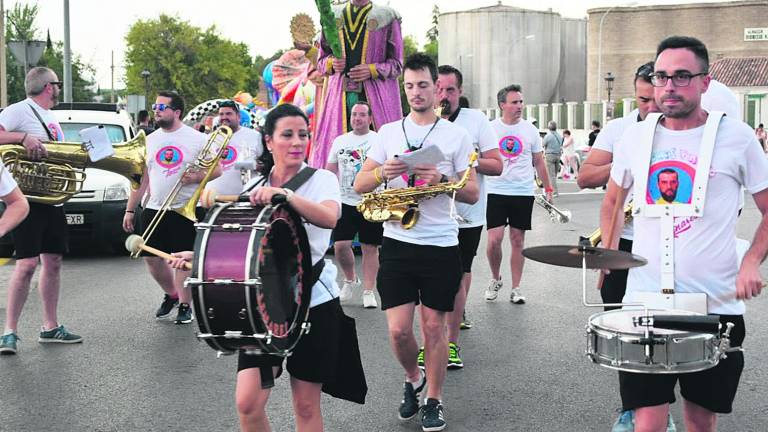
[309,0,404,168]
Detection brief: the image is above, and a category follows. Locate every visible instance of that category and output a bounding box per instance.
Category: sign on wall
[744,28,768,41]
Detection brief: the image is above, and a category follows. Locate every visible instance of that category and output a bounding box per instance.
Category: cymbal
[522,245,648,270]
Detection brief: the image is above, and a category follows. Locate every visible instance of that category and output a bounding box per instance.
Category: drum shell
[189,202,313,356]
[585,309,720,374]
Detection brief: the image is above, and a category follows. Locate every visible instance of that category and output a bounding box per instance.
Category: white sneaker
[484,278,503,301]
[362,290,378,308]
[510,288,526,304]
[340,278,358,302]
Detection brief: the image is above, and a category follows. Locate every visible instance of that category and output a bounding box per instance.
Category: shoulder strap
[27,104,55,141]
[283,167,317,191]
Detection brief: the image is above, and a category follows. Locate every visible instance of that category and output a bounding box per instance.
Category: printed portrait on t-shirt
[646,160,695,205]
[220,145,238,170]
[400,139,429,187]
[338,147,365,188]
[48,123,63,141]
[499,135,523,161]
[156,146,184,172]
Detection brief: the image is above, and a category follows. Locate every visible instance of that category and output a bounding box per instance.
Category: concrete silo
[439,4,586,109]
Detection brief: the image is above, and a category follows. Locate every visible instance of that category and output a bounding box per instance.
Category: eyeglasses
[152,103,175,111]
[650,72,707,87]
[48,81,63,89]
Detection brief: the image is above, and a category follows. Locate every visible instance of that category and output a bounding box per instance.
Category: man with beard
[656,169,680,204]
[355,53,478,431]
[601,36,768,432]
[123,90,219,325]
[412,64,501,371]
[205,100,262,196]
[310,0,404,169]
[0,67,84,354]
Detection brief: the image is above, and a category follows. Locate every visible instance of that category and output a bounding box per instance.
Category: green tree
[426,4,439,43]
[124,15,261,110]
[4,3,95,103]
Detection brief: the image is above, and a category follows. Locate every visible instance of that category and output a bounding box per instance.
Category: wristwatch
[439,174,449,183]
[282,188,295,202]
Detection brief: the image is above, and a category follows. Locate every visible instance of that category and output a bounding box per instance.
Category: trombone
[132,126,233,258]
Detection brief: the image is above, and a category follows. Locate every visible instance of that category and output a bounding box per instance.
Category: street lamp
[596,2,637,101]
[604,72,615,118]
[140,69,151,110]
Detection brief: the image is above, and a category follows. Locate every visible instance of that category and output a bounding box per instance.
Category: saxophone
[357,152,478,229]
[579,201,634,247]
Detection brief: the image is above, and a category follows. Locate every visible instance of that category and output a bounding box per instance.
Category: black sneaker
[175,303,194,324]
[421,398,446,431]
[398,371,426,421]
[155,294,179,319]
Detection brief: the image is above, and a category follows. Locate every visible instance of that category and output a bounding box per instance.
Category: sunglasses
[218,100,237,109]
[48,81,63,89]
[152,103,176,111]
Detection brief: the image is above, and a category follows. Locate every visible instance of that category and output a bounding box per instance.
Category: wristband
[125,210,135,214]
[282,188,295,202]
[373,167,384,184]
[440,174,449,183]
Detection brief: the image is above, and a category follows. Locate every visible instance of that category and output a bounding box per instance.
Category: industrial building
[439,3,587,109]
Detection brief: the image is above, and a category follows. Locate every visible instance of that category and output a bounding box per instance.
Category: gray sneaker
[510,288,526,304]
[38,325,83,344]
[175,303,194,324]
[0,332,19,354]
[421,398,446,431]
[398,371,426,421]
[484,278,503,301]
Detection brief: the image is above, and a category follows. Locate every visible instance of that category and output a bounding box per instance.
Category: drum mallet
[124,234,192,270]
[201,188,250,208]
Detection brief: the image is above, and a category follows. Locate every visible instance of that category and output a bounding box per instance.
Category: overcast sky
[9,0,728,89]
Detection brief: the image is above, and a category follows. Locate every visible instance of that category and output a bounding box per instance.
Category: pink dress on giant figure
[310,0,403,168]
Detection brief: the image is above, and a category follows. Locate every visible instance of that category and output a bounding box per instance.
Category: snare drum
[586,309,721,374]
[187,202,313,356]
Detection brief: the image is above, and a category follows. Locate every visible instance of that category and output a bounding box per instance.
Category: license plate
[66,214,84,225]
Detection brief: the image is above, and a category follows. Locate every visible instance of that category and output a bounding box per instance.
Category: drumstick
[603,171,631,251]
[124,234,192,270]
[200,188,249,208]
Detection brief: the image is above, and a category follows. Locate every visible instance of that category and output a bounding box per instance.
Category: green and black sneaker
[447,342,463,369]
[417,346,425,369]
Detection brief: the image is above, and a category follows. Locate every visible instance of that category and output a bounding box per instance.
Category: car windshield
[60,123,126,143]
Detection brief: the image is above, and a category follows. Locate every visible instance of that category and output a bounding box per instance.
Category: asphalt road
[1,182,766,432]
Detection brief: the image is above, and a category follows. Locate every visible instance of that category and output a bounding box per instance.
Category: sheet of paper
[395,145,445,174]
[79,125,115,162]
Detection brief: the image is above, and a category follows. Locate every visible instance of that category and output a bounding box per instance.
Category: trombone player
[122,91,221,325]
[0,67,83,355]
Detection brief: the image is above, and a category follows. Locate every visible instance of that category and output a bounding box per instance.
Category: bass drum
[188,202,313,356]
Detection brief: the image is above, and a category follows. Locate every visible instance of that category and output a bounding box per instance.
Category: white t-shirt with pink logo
[0,98,63,142]
[611,117,768,314]
[485,118,542,196]
[145,124,207,210]
[206,127,263,195]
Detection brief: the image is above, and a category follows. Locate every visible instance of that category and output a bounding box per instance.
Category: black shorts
[332,203,383,245]
[12,202,69,259]
[458,226,483,273]
[377,237,462,312]
[139,208,206,257]
[486,194,534,230]
[619,314,745,414]
[237,298,342,384]
[601,238,633,311]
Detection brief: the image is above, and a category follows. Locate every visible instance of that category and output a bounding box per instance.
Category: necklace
[401,115,440,152]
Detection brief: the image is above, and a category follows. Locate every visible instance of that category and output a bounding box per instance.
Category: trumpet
[579,202,634,247]
[535,194,571,223]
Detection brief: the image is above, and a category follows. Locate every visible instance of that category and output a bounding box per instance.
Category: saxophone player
[0,67,83,355]
[354,53,478,432]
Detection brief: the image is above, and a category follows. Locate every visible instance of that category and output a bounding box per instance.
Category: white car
[55,103,140,253]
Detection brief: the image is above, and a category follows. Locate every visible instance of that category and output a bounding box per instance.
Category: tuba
[535,194,572,224]
[357,152,478,229]
[0,130,147,205]
[134,126,233,257]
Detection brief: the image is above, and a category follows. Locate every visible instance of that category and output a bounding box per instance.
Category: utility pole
[111,51,115,103]
[0,0,6,107]
[63,0,72,102]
